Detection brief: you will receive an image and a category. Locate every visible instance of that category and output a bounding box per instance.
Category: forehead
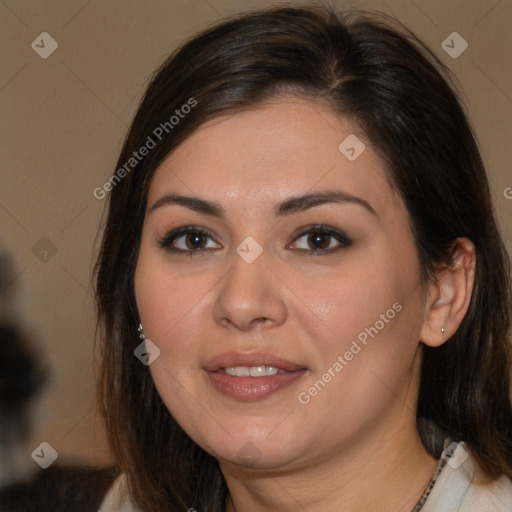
[147,97,401,218]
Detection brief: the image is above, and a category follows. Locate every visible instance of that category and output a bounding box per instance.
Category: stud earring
[441,328,446,334]
[137,323,145,340]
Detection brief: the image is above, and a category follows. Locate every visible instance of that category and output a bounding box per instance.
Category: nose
[213,248,287,332]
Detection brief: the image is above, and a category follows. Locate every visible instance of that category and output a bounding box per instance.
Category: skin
[134,96,476,511]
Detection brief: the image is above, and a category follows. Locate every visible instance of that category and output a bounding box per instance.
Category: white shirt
[98,443,512,511]
[421,442,512,511]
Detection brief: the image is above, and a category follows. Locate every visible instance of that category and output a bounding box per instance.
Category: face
[134,97,428,473]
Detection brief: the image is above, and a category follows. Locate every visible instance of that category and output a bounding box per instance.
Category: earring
[137,323,146,340]
[441,328,446,334]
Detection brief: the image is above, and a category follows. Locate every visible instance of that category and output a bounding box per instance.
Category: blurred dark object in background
[0,465,116,512]
[0,249,47,488]
[0,248,116,510]
[0,323,46,475]
[0,324,117,510]
[0,323,44,425]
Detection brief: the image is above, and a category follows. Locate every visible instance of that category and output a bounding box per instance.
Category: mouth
[203,352,307,401]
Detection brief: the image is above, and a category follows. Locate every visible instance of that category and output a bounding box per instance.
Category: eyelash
[157,224,352,257]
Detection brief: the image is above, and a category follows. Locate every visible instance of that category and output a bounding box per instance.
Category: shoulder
[423,441,512,512]
[463,470,512,511]
[97,473,141,512]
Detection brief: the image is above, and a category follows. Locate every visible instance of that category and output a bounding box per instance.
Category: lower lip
[206,370,307,401]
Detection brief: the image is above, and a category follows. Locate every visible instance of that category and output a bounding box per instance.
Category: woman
[94,4,512,511]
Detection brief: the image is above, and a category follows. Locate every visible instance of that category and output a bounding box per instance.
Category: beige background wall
[1,0,511,471]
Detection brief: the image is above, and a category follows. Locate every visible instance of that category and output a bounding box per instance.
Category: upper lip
[203,352,306,372]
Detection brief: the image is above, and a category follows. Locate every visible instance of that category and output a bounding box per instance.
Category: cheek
[298,251,423,403]
[134,251,210,368]
[137,281,198,341]
[297,300,422,444]
[303,251,416,354]
[134,254,213,430]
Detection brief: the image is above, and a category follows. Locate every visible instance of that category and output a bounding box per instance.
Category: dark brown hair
[94,4,512,511]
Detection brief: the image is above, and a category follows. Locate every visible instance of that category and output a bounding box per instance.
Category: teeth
[224,366,279,377]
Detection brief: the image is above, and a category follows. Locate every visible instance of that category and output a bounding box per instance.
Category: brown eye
[306,231,331,250]
[289,225,352,254]
[158,226,221,254]
[183,232,208,250]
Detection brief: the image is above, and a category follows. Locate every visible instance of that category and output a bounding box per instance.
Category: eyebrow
[149,189,378,218]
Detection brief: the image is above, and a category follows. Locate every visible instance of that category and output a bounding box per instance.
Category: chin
[195,422,309,471]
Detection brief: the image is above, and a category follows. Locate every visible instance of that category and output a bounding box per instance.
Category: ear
[420,238,476,347]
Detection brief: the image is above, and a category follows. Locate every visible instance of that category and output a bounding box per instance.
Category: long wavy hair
[94,4,512,511]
